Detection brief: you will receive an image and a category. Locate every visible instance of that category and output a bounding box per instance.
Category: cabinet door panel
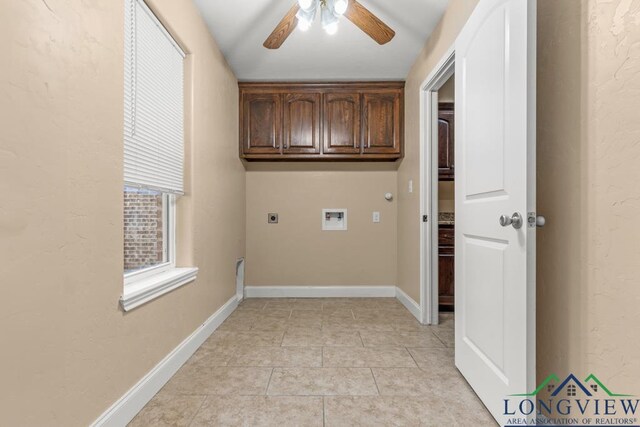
[438,105,454,179]
[283,93,321,154]
[362,91,401,154]
[242,93,281,155]
[323,93,361,154]
[438,246,455,308]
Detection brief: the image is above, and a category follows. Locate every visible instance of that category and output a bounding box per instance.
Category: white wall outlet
[373,211,380,223]
[408,179,413,193]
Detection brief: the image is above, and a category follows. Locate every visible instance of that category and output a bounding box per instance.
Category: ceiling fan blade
[344,0,395,45]
[263,3,300,49]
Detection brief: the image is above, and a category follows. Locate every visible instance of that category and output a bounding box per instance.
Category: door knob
[499,212,523,229]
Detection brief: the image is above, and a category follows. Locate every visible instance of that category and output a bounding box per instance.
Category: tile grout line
[430,329,448,348]
[264,367,275,396]
[186,394,208,427]
[405,346,420,368]
[370,367,382,396]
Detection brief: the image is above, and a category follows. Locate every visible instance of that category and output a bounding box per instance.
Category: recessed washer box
[322,209,347,231]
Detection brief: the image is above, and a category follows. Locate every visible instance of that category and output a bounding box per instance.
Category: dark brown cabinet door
[438,225,455,310]
[438,246,455,309]
[283,92,321,154]
[362,91,401,155]
[323,92,361,154]
[438,103,454,180]
[241,93,282,155]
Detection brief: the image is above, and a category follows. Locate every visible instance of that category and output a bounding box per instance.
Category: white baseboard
[91,295,239,427]
[395,287,422,322]
[244,285,397,298]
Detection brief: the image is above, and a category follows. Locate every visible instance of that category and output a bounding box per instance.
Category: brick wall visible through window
[124,187,165,272]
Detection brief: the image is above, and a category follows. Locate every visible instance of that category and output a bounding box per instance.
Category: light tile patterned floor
[129,298,496,426]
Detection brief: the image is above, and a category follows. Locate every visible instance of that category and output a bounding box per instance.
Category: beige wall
[439,181,455,213]
[0,0,244,425]
[439,75,455,103]
[537,0,640,395]
[246,164,397,287]
[397,0,479,302]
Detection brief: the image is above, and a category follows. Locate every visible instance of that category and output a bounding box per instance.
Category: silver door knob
[499,212,523,229]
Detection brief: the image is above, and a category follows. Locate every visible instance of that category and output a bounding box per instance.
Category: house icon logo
[510,373,633,398]
[504,374,638,426]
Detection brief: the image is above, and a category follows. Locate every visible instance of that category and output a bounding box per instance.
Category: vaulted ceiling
[193,0,449,81]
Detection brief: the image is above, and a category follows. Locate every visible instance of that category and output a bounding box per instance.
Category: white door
[454,0,536,424]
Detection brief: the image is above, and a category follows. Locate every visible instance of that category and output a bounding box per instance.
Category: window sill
[121,267,198,311]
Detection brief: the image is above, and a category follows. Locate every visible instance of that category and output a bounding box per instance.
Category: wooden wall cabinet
[438,103,455,180]
[362,91,401,154]
[242,93,282,155]
[283,92,321,154]
[239,82,404,161]
[323,92,361,155]
[438,225,455,310]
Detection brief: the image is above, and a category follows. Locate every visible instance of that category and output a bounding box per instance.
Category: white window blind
[124,0,186,195]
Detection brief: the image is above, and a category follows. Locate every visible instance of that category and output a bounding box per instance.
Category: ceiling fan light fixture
[321,2,339,34]
[297,19,311,31]
[295,4,317,31]
[334,0,348,15]
[297,0,314,10]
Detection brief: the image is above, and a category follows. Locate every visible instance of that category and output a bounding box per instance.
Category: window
[567,384,577,397]
[124,187,170,274]
[121,0,197,311]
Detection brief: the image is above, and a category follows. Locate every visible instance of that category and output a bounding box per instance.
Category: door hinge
[423,215,428,222]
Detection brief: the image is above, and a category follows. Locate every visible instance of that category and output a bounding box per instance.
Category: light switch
[373,211,380,223]
[408,180,413,193]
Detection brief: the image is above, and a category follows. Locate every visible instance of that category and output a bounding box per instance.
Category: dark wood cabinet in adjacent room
[438,103,455,180]
[439,225,455,310]
[239,82,404,161]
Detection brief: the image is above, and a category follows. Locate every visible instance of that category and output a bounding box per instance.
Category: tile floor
[130,298,496,426]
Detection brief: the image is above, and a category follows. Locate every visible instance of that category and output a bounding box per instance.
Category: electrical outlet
[373,211,380,223]
[268,213,278,224]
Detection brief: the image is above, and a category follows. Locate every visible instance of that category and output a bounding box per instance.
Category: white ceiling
[192,0,449,81]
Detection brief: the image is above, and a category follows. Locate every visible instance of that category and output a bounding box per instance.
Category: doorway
[436,79,455,315]
[418,48,455,326]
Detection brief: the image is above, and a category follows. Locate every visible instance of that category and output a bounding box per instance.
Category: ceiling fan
[263,0,395,49]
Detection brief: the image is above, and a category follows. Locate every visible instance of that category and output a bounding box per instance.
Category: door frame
[419,46,455,325]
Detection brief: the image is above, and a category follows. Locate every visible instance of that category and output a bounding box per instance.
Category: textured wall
[537,0,640,394]
[246,164,397,287]
[0,0,244,425]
